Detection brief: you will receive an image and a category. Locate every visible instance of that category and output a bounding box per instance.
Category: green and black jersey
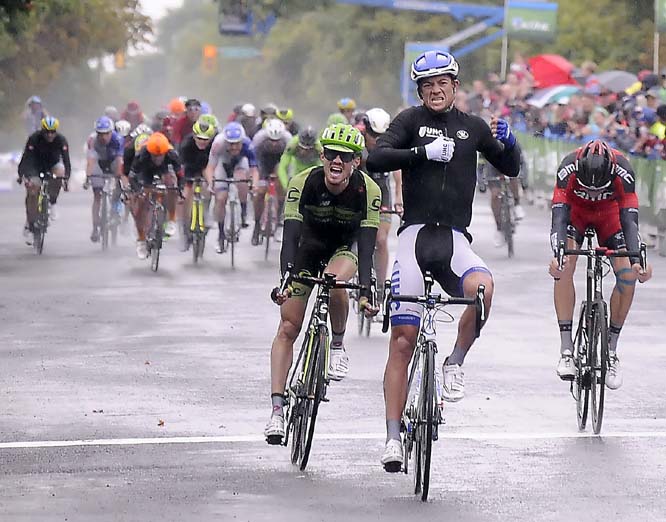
[281,166,381,297]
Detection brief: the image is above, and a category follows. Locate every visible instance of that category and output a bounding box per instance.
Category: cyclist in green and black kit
[264,123,381,444]
[276,126,322,192]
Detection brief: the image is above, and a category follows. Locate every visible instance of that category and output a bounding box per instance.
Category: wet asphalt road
[1,185,665,521]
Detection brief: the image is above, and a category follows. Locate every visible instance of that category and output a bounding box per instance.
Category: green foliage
[0,0,151,121]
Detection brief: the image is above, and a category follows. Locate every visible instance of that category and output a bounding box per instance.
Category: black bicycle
[382,273,485,501]
[272,265,367,470]
[557,229,646,434]
[143,178,168,272]
[32,172,55,255]
[498,176,516,258]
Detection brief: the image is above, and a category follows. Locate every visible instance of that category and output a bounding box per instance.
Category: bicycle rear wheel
[590,301,608,434]
[415,342,435,501]
[574,304,589,431]
[34,226,44,255]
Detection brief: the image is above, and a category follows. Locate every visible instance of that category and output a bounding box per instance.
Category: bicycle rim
[357,307,364,335]
[418,344,435,501]
[299,327,326,471]
[289,393,309,465]
[151,244,160,272]
[591,302,608,434]
[501,204,514,258]
[192,236,200,264]
[34,227,44,255]
[364,312,371,337]
[574,305,589,431]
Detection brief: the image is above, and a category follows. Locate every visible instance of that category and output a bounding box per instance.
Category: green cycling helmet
[320,123,365,153]
[193,118,216,140]
[198,114,219,130]
[326,113,348,127]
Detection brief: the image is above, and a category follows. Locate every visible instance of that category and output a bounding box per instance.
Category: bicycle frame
[190,178,206,234]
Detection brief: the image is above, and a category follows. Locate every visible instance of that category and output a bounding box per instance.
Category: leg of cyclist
[235,167,250,228]
[214,184,229,253]
[265,291,309,443]
[24,177,40,243]
[510,177,525,220]
[552,236,580,380]
[376,217,392,293]
[133,189,150,259]
[91,188,102,242]
[326,249,358,382]
[489,181,503,246]
[180,181,194,251]
[162,172,178,236]
[382,224,424,469]
[48,162,65,220]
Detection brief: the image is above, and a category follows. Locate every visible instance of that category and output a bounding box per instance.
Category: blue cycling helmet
[95,115,114,133]
[410,50,459,81]
[222,121,245,143]
[200,101,211,115]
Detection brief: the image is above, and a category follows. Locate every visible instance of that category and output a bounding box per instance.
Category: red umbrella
[528,54,578,89]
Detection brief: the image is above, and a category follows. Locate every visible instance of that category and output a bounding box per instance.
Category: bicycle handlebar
[381,280,486,337]
[271,263,367,305]
[556,241,647,271]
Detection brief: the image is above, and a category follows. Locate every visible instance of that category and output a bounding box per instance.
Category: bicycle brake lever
[640,243,647,271]
[382,280,391,334]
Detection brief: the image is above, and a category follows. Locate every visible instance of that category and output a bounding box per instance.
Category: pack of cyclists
[15,50,654,472]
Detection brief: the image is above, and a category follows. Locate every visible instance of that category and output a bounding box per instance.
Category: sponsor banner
[506,1,558,42]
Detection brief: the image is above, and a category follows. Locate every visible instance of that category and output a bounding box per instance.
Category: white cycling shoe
[556,351,575,381]
[136,240,148,260]
[328,348,349,381]
[381,439,403,473]
[606,355,623,390]
[264,414,285,445]
[442,362,465,402]
[164,220,177,237]
[514,204,526,220]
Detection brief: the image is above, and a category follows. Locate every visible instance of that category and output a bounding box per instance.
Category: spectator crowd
[457,54,666,160]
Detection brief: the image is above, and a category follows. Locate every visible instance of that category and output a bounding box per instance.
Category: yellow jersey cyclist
[17,116,71,243]
[178,118,217,251]
[264,123,381,444]
[276,126,322,192]
[359,108,403,293]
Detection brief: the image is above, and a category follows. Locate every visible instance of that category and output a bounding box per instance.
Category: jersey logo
[456,130,469,140]
[557,162,577,181]
[615,164,634,184]
[370,196,381,212]
[286,187,300,203]
[418,126,444,139]
[573,188,613,201]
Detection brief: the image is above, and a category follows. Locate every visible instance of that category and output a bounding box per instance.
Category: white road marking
[4,430,666,450]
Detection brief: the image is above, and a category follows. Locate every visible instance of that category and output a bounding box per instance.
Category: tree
[0,0,151,120]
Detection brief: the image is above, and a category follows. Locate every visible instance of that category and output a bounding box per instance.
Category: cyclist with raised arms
[366,50,522,470]
[359,107,403,292]
[204,122,257,253]
[84,116,125,243]
[549,140,653,388]
[129,132,180,259]
[250,118,292,246]
[264,123,381,444]
[179,118,216,251]
[276,126,322,193]
[17,116,71,243]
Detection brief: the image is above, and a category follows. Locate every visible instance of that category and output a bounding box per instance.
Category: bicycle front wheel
[298,326,327,471]
[500,197,514,258]
[414,342,435,501]
[574,304,589,431]
[229,201,236,269]
[264,196,273,261]
[590,301,608,434]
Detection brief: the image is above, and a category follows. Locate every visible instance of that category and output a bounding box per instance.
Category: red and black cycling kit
[366,105,521,238]
[18,131,72,180]
[551,149,640,263]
